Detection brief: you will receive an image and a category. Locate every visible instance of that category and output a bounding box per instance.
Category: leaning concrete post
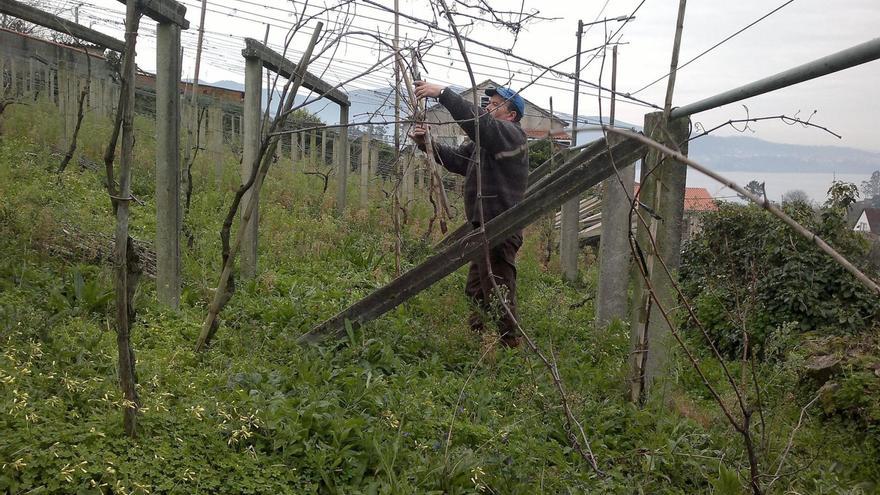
[335,104,350,213]
[155,22,183,308]
[240,56,262,278]
[596,138,637,326]
[628,111,690,402]
[359,131,370,208]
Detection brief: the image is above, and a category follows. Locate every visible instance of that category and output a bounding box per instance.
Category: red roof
[683,187,718,211]
[634,183,717,211]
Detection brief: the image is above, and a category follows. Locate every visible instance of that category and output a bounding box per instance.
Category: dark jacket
[426,88,529,245]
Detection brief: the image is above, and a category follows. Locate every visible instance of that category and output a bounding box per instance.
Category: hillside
[1,100,879,494]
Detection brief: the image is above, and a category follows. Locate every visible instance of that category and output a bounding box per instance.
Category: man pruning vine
[410,80,529,347]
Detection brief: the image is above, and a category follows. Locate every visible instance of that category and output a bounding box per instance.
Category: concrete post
[596,141,637,326]
[321,129,327,165]
[287,134,296,172]
[240,56,262,278]
[403,155,414,204]
[89,76,99,115]
[291,132,299,170]
[628,111,690,402]
[27,57,34,96]
[559,200,581,282]
[360,132,370,208]
[48,68,55,105]
[335,104,350,213]
[68,75,78,140]
[206,107,223,186]
[57,60,69,150]
[8,57,15,96]
[370,145,379,185]
[155,22,182,308]
[560,20,584,284]
[309,130,317,168]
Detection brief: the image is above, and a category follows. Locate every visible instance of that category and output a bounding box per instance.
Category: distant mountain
[200,80,880,174]
[689,135,880,174]
[201,79,396,131]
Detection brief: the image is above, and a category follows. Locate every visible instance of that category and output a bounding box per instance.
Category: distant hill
[688,135,880,174]
[201,80,398,133]
[200,80,880,174]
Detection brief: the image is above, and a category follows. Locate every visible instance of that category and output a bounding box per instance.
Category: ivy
[681,186,880,359]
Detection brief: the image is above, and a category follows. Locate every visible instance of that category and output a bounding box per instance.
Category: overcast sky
[72,0,880,152]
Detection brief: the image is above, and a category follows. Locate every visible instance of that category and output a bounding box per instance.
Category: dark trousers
[465,237,520,339]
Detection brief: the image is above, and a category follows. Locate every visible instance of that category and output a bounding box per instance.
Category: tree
[1,9,39,35]
[741,180,764,200]
[1,1,77,44]
[528,139,552,170]
[861,170,880,207]
[781,189,811,205]
[287,108,323,130]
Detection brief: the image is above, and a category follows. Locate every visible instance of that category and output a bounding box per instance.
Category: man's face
[486,94,517,122]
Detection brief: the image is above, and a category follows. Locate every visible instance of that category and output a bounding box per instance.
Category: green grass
[0,102,878,494]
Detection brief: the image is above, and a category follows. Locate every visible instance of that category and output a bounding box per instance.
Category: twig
[766,394,821,490]
[688,109,842,142]
[57,41,92,175]
[196,22,325,351]
[396,53,451,234]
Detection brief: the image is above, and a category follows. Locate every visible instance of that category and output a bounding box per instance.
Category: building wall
[0,28,249,159]
[0,27,117,116]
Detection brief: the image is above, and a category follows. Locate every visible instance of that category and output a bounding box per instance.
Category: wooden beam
[241,38,350,107]
[434,141,600,251]
[115,0,189,28]
[300,137,645,344]
[0,0,125,52]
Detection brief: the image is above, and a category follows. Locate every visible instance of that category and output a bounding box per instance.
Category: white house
[853,208,880,235]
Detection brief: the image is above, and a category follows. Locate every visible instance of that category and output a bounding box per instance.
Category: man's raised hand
[414,80,444,99]
[408,123,429,147]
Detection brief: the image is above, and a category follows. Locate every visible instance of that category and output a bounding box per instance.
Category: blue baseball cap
[485,86,524,120]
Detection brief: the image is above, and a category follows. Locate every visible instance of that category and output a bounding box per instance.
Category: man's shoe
[468,313,485,333]
[500,336,520,348]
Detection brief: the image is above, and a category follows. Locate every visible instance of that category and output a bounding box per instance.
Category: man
[410,81,529,348]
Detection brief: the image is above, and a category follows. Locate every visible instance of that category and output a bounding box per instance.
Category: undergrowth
[0,102,878,494]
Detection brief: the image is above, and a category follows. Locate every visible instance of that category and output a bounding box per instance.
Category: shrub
[681,185,880,359]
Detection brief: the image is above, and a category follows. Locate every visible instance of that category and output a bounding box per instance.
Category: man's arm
[410,124,472,177]
[414,81,526,156]
[437,87,525,155]
[434,141,473,176]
